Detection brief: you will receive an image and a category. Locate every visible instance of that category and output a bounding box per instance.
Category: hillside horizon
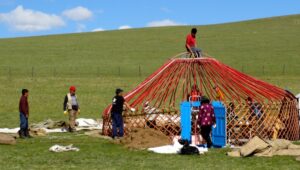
[1,14,299,40]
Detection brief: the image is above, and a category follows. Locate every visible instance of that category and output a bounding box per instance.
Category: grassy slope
[0,15,300,169]
[0,15,299,127]
[0,15,299,76]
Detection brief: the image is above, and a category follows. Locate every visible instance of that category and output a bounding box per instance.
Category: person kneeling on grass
[197,96,216,148]
[19,89,32,139]
[111,88,135,139]
[63,86,80,132]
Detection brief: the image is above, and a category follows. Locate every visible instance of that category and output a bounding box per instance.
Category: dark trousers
[20,112,28,130]
[200,125,212,148]
[112,112,124,138]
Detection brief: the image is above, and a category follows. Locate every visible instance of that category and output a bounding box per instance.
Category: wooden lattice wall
[102,100,299,145]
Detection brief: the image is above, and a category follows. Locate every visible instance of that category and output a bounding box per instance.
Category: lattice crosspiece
[102,53,299,145]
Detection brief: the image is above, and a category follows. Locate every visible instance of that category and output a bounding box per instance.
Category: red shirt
[186,34,196,47]
[19,95,29,116]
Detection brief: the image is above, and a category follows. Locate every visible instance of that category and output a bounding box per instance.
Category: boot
[25,129,32,138]
[69,126,75,133]
[18,129,26,139]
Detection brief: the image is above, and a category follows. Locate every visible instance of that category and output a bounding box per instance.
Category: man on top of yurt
[185,28,202,58]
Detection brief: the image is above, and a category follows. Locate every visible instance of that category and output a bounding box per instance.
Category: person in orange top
[185,28,202,58]
[190,85,201,102]
[214,86,224,101]
[187,85,202,101]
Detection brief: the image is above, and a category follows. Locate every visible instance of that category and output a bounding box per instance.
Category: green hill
[0,14,300,170]
[1,14,300,76]
[0,14,299,127]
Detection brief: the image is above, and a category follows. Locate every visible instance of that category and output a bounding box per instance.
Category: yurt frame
[102,53,299,145]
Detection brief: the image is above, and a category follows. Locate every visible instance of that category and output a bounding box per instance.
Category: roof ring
[171,52,211,59]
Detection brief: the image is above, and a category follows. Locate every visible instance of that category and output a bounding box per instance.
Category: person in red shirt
[186,28,202,58]
[19,89,30,138]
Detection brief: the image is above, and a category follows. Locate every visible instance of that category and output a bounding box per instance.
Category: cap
[115,88,123,94]
[69,86,76,92]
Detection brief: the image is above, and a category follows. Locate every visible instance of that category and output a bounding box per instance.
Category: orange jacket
[216,89,224,101]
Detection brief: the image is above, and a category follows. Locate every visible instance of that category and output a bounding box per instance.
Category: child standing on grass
[19,89,31,138]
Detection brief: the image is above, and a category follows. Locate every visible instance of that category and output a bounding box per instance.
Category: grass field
[0,14,300,169]
[1,133,300,170]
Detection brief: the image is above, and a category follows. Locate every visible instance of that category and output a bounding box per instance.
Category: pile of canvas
[0,133,16,145]
[227,136,300,161]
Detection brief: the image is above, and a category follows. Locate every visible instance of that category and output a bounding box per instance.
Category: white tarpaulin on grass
[0,128,20,134]
[49,144,79,152]
[148,140,208,154]
[76,118,102,128]
[0,118,102,134]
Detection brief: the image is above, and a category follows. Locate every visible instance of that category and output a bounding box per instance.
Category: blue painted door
[180,101,201,143]
[212,101,226,147]
[180,102,192,142]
